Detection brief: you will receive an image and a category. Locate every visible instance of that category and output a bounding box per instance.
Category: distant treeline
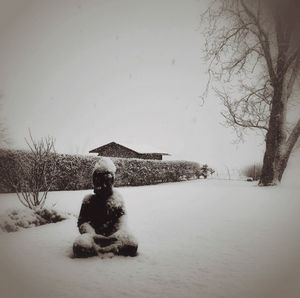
[0,149,208,193]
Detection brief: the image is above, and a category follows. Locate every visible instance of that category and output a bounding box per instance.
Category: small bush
[0,134,58,209]
[0,208,68,233]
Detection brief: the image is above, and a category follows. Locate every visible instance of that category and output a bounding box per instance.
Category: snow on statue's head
[92,158,116,195]
[93,157,116,176]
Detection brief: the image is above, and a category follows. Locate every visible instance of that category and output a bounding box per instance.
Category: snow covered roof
[89,142,170,155]
[118,142,169,155]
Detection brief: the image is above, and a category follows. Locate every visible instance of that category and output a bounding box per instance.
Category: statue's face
[93,171,114,195]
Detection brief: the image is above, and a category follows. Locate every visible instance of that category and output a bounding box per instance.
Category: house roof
[89,142,170,155]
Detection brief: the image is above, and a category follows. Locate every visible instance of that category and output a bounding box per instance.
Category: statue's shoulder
[108,189,125,209]
[82,193,94,205]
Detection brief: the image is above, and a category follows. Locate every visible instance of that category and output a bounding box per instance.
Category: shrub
[0,208,68,233]
[0,134,58,209]
[113,158,203,186]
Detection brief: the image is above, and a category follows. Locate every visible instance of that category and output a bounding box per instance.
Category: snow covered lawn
[0,178,300,298]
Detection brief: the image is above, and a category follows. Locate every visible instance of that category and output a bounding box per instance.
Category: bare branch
[1,134,58,209]
[240,0,277,83]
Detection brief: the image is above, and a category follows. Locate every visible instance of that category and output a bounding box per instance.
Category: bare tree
[2,133,58,209]
[203,0,300,185]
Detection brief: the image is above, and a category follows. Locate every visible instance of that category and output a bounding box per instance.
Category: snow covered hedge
[114,158,203,186]
[0,149,206,192]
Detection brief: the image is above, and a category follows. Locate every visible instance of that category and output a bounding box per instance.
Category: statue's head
[92,158,116,196]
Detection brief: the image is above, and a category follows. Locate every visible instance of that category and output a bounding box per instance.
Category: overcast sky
[0,0,265,170]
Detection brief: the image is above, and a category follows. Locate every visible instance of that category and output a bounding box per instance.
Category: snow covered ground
[0,159,300,298]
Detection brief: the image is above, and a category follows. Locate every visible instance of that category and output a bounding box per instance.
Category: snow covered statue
[73,158,138,257]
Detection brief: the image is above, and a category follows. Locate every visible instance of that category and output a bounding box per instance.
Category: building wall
[138,153,163,160]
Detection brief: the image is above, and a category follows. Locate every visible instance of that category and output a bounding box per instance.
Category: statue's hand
[96,240,122,254]
[79,222,96,235]
[93,235,118,247]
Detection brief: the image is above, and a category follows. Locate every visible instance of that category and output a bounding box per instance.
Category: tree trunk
[259,77,300,186]
[277,154,290,182]
[259,84,287,186]
[278,119,300,181]
[259,133,282,186]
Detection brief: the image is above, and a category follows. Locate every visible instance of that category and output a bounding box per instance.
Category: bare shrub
[1,133,58,209]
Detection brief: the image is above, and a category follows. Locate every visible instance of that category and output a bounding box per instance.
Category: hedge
[0,149,205,193]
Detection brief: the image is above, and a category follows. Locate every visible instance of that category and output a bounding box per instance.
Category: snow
[0,166,300,298]
[93,157,116,175]
[73,233,94,249]
[0,208,68,233]
[116,141,168,155]
[0,208,39,232]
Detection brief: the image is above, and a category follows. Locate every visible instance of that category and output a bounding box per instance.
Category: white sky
[0,0,265,171]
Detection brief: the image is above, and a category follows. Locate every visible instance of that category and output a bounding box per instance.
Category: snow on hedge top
[93,157,116,175]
